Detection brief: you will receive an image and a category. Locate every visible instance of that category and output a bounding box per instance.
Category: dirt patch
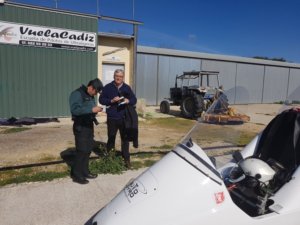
[0,104,279,167]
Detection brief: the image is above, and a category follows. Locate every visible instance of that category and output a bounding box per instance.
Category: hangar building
[136,46,300,105]
[0,2,140,118]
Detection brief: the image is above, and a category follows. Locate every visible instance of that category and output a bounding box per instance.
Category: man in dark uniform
[69,78,103,184]
[99,69,137,168]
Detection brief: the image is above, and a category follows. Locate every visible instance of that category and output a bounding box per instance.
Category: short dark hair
[88,78,103,93]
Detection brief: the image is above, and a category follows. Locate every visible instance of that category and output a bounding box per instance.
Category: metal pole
[132,23,138,92]
[96,0,99,16]
[132,0,135,19]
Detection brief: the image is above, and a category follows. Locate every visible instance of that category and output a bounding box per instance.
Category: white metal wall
[157,56,201,104]
[136,54,158,105]
[136,47,300,105]
[288,69,300,98]
[263,66,289,103]
[201,60,237,104]
[235,64,265,104]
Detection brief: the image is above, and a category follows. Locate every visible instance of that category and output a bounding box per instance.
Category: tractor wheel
[180,92,204,119]
[160,100,170,114]
[192,92,205,115]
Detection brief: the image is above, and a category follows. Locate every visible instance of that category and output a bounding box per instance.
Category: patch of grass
[273,101,284,104]
[39,154,59,162]
[206,148,240,157]
[131,158,160,169]
[141,117,195,132]
[192,124,258,146]
[131,161,144,170]
[225,131,256,146]
[150,144,173,149]
[0,150,166,186]
[89,152,125,174]
[0,127,31,134]
[132,151,167,159]
[0,171,68,186]
[131,151,165,169]
[132,152,154,159]
[138,112,153,119]
[0,167,68,186]
[143,159,157,167]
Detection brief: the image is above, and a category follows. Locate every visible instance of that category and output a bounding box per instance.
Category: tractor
[160,70,222,118]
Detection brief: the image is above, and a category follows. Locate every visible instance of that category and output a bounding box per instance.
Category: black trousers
[107,118,130,161]
[72,122,94,178]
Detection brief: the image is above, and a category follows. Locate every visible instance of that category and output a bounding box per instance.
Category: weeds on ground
[39,154,60,162]
[143,159,157,167]
[0,151,166,187]
[90,151,125,174]
[150,144,173,149]
[130,151,166,169]
[0,127,31,134]
[225,131,256,146]
[0,166,69,186]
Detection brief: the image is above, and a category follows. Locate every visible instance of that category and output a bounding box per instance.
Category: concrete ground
[0,168,146,225]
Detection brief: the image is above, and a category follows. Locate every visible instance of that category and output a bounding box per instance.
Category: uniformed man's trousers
[72,122,94,179]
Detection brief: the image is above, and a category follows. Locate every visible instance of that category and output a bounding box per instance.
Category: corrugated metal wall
[235,64,265,104]
[0,4,98,117]
[136,47,300,105]
[136,54,158,105]
[201,60,237,103]
[158,56,201,105]
[289,69,300,97]
[262,66,289,103]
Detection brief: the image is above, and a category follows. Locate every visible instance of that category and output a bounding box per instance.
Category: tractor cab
[160,70,221,118]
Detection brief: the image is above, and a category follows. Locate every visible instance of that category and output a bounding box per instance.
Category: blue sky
[10,0,300,63]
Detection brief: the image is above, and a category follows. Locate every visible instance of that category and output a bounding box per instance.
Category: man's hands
[111,96,129,104]
[92,106,103,113]
[111,96,122,103]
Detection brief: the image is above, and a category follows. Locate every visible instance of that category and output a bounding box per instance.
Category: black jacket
[99,82,137,120]
[124,105,138,148]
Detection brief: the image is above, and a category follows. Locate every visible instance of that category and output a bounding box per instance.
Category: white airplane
[92,86,300,225]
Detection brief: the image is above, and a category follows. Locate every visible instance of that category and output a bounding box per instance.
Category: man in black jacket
[99,69,137,168]
[69,78,103,184]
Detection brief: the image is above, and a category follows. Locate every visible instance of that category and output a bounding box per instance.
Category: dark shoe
[72,176,89,184]
[125,160,131,169]
[85,173,98,179]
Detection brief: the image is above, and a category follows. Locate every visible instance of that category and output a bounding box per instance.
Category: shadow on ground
[59,141,107,168]
[155,108,182,117]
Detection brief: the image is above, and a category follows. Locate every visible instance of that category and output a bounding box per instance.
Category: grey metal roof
[137,46,300,69]
[98,32,134,39]
[100,15,143,25]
